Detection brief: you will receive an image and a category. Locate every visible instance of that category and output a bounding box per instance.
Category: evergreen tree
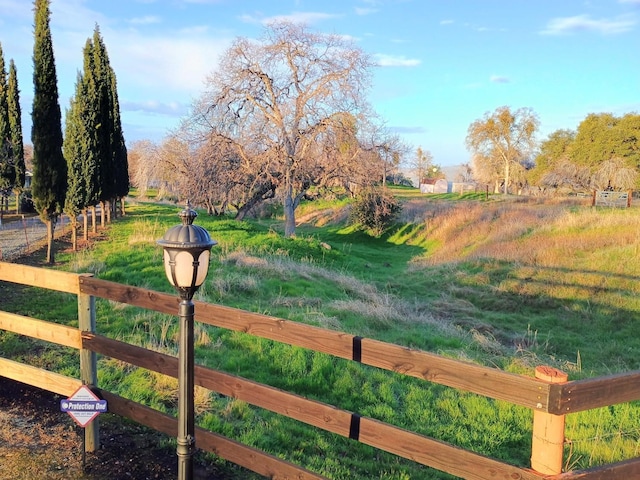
[90,28,112,225]
[0,42,15,219]
[84,26,128,224]
[80,37,101,234]
[8,59,26,213]
[63,73,93,250]
[31,0,67,264]
[109,58,129,216]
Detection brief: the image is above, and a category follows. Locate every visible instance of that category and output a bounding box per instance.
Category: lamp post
[157,201,216,480]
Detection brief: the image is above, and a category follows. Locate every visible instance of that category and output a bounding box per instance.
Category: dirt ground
[0,378,236,480]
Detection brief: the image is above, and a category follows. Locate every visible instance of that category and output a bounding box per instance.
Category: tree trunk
[91,206,97,233]
[100,201,106,228]
[46,217,57,264]
[283,184,296,238]
[70,216,78,251]
[504,160,510,195]
[15,191,21,214]
[82,208,88,242]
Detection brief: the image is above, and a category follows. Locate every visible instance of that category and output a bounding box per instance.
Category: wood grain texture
[0,261,81,294]
[550,371,640,414]
[0,357,82,396]
[0,311,81,348]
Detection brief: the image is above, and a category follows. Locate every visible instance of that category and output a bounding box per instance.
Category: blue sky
[0,0,638,166]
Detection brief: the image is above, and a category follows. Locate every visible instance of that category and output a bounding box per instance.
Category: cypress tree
[86,26,128,223]
[0,42,15,219]
[8,59,26,214]
[81,37,101,235]
[91,28,112,226]
[108,59,129,216]
[63,73,93,250]
[31,0,67,264]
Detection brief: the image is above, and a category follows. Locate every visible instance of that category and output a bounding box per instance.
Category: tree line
[0,0,128,263]
[128,18,637,231]
[466,106,639,195]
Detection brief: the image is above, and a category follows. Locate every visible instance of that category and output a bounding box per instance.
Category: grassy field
[1,189,640,479]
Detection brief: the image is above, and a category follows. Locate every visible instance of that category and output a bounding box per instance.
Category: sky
[0,0,639,166]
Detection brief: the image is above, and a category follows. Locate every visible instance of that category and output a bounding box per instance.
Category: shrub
[349,187,401,236]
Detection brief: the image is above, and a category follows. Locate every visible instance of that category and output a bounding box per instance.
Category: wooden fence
[1,261,640,479]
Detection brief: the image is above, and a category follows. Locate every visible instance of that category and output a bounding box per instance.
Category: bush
[349,187,401,237]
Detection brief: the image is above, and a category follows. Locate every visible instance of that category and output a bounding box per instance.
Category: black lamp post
[157,201,216,480]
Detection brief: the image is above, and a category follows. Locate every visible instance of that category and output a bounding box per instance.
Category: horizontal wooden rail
[0,261,82,294]
[82,333,541,480]
[548,457,640,479]
[77,276,553,412]
[98,390,327,480]
[0,357,82,396]
[361,337,550,411]
[548,371,640,414]
[0,311,82,349]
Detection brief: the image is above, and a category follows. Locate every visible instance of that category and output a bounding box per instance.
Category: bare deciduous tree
[188,21,373,236]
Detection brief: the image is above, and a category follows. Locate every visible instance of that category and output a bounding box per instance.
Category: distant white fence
[592,190,632,208]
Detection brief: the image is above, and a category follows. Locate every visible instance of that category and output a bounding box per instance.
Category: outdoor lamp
[158,201,216,300]
[157,201,216,480]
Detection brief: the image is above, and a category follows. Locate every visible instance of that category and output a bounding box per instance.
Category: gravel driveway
[0,215,71,261]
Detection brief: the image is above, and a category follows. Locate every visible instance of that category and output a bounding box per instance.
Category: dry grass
[127,219,163,245]
[410,199,640,271]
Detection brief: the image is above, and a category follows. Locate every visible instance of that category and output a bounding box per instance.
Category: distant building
[420,178,448,194]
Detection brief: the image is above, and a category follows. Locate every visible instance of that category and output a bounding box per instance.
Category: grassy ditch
[1,192,640,479]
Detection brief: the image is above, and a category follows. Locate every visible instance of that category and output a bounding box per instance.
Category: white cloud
[121,100,188,117]
[391,126,427,135]
[128,15,162,26]
[490,75,510,84]
[105,30,231,98]
[540,14,636,35]
[240,11,341,26]
[355,7,378,15]
[440,19,454,25]
[374,54,421,67]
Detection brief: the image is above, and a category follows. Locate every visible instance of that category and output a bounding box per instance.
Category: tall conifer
[31,0,67,263]
[63,73,93,250]
[0,43,15,219]
[8,60,26,213]
[108,55,128,215]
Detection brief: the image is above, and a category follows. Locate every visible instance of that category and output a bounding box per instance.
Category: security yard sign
[60,385,107,427]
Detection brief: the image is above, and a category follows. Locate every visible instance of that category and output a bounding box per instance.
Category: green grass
[2,195,640,478]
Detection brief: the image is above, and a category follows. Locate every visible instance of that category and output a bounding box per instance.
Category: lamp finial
[179,200,197,226]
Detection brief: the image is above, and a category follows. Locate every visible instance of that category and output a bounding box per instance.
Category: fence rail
[2,261,640,479]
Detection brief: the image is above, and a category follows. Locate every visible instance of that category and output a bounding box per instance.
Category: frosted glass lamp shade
[157,202,216,300]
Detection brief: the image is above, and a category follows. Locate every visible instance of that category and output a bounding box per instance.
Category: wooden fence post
[531,365,568,474]
[78,274,99,452]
